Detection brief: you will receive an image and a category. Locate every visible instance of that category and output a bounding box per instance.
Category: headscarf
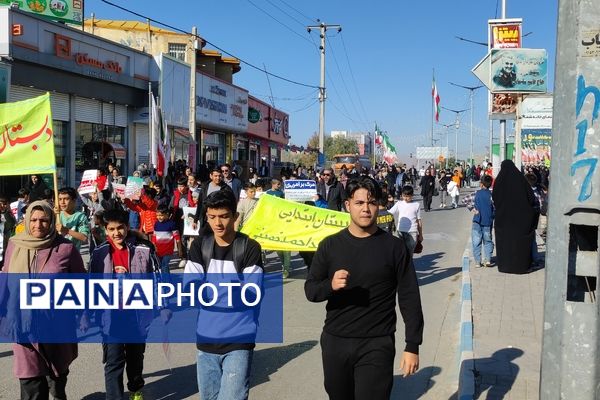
[7,200,57,274]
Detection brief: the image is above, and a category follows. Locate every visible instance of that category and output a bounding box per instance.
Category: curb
[458,241,475,400]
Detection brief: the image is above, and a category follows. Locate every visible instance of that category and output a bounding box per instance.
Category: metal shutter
[102,103,115,125]
[114,105,128,127]
[136,123,150,166]
[74,97,102,123]
[9,85,70,121]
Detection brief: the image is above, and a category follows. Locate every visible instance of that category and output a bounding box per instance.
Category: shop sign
[488,19,522,49]
[248,107,261,123]
[1,0,83,25]
[74,53,123,74]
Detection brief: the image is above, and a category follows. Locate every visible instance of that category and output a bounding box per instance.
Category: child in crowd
[447,173,461,208]
[124,187,158,240]
[462,175,495,267]
[235,183,259,231]
[151,205,183,275]
[88,209,170,400]
[388,185,423,256]
[377,197,396,234]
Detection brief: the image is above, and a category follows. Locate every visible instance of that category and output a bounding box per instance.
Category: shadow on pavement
[0,350,13,358]
[142,362,198,399]
[414,252,445,268]
[81,392,105,400]
[251,340,318,388]
[472,347,523,399]
[417,267,461,286]
[391,365,442,399]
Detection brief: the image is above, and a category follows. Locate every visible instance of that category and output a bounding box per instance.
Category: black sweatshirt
[304,228,424,354]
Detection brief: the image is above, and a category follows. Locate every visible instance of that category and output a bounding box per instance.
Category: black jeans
[423,193,433,211]
[102,343,146,399]
[20,374,68,400]
[320,331,395,400]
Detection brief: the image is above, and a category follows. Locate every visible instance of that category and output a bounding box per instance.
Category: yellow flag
[0,93,55,176]
[241,195,350,251]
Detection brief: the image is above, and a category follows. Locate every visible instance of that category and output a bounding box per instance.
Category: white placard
[183,207,200,236]
[284,180,317,202]
[77,170,99,195]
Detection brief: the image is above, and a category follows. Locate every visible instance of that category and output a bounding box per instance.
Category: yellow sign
[241,195,350,251]
[0,93,56,176]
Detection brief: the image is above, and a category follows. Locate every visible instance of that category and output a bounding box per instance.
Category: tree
[306,132,358,162]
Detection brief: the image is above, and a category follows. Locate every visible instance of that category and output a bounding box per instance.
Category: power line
[325,35,368,130]
[275,0,317,24]
[99,0,320,89]
[340,32,370,128]
[292,98,319,113]
[246,0,316,47]
[264,0,306,28]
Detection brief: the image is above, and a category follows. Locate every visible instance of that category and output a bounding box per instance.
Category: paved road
[0,195,472,399]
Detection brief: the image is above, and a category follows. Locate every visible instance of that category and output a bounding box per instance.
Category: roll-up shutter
[136,123,150,166]
[102,103,115,125]
[115,105,128,127]
[9,85,70,121]
[75,97,102,123]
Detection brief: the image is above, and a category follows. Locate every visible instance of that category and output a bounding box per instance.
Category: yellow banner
[241,195,350,251]
[0,93,55,176]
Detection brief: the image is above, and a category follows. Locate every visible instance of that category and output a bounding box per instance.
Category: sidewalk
[469,237,546,399]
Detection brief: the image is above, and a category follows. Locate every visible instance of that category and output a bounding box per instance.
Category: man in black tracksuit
[305,176,424,400]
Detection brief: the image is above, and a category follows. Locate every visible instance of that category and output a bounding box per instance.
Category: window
[168,43,187,62]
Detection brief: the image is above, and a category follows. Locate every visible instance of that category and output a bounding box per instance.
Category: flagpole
[148,81,152,171]
[431,69,434,147]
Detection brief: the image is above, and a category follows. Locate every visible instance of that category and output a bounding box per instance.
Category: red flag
[432,78,441,122]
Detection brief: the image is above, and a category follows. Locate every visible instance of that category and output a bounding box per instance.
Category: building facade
[0,7,152,194]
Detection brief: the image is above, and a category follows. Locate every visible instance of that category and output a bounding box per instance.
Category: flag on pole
[151,95,167,177]
[432,77,441,122]
[374,124,383,145]
[0,93,56,176]
[162,111,171,176]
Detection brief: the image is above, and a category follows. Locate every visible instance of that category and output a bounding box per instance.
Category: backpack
[199,232,249,272]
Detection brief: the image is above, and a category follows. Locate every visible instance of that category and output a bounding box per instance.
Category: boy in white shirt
[388,185,423,256]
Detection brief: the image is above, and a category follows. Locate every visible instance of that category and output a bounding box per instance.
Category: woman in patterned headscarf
[2,200,86,400]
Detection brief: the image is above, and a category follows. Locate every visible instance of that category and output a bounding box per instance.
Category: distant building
[83,18,241,84]
[329,130,373,157]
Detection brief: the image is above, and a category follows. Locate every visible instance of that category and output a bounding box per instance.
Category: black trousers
[320,331,395,400]
[20,374,68,400]
[423,193,433,211]
[102,343,146,400]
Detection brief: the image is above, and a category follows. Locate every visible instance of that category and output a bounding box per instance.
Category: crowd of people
[0,156,552,400]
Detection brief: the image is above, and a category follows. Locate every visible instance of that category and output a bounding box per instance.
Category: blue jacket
[473,189,494,227]
[89,236,161,339]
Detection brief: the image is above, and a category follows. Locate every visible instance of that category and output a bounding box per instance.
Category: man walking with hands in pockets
[305,176,424,400]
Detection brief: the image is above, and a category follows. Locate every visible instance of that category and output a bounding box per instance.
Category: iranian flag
[375,124,383,145]
[151,95,167,177]
[432,77,440,122]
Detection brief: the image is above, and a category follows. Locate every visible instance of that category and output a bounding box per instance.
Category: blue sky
[86,0,558,162]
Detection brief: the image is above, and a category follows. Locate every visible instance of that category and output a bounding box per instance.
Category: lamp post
[441,106,467,165]
[449,82,483,166]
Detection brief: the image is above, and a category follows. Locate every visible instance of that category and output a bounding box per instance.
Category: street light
[440,123,455,169]
[448,82,483,166]
[440,106,467,165]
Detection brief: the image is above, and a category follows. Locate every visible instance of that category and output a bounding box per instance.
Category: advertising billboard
[489,19,522,49]
[519,94,552,165]
[416,146,448,160]
[490,49,548,93]
[1,0,83,25]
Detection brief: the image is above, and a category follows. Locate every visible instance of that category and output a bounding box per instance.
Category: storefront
[0,7,151,193]
[156,54,248,171]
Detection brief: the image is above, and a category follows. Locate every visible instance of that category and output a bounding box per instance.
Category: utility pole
[189,27,198,164]
[449,82,484,165]
[498,0,507,162]
[440,123,454,169]
[308,22,341,166]
[441,106,467,165]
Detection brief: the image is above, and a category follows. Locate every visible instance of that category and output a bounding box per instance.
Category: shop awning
[111,143,127,159]
[174,128,197,143]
